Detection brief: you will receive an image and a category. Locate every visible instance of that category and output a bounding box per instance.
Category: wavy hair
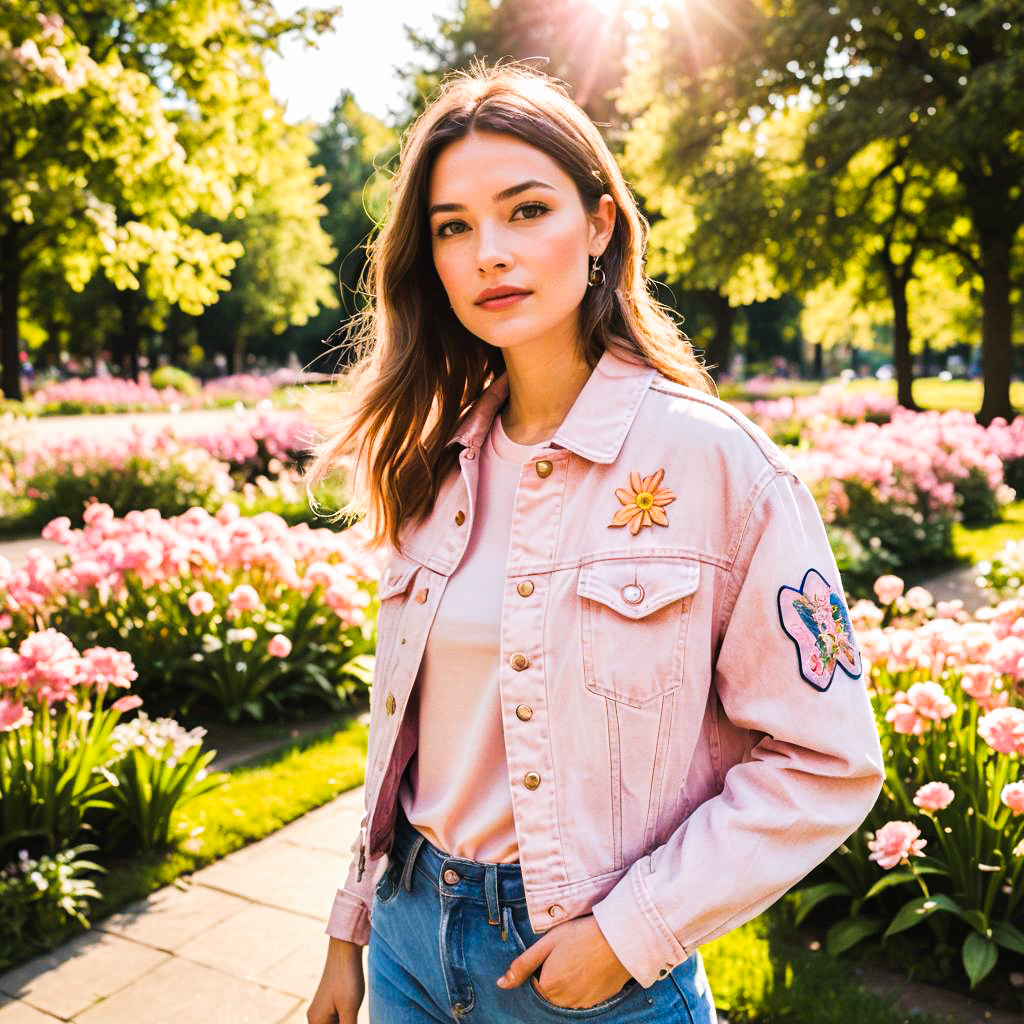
[303,60,716,553]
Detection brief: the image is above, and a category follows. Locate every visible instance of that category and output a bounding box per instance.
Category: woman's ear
[589,193,617,256]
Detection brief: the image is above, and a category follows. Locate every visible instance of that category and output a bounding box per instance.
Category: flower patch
[778,568,862,691]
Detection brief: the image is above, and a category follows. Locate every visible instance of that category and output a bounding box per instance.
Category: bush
[150,366,200,396]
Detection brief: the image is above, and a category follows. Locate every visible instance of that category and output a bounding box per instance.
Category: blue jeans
[367,802,718,1022]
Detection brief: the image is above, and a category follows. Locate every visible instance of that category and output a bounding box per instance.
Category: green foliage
[149,366,200,396]
[0,844,105,970]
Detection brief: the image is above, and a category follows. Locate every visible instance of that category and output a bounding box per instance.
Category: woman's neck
[499,342,593,445]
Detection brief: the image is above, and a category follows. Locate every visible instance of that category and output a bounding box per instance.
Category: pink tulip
[111,694,144,713]
[905,681,956,721]
[873,575,905,606]
[187,591,215,616]
[0,697,33,732]
[1001,782,1024,814]
[978,707,1024,756]
[228,584,261,612]
[913,782,955,811]
[904,586,934,611]
[268,634,292,658]
[885,700,929,735]
[868,821,927,870]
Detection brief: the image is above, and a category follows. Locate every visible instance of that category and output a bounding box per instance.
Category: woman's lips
[477,292,531,310]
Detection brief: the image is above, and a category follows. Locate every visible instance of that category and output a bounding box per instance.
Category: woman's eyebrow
[429,179,556,217]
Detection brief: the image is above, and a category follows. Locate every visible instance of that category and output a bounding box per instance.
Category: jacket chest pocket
[577,556,700,708]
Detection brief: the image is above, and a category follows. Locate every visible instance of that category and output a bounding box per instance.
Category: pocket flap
[577,557,700,619]
[377,556,420,599]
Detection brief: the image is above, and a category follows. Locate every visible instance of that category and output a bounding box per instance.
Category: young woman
[305,62,885,1024]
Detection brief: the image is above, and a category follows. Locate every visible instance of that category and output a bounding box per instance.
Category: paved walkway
[0,787,370,1024]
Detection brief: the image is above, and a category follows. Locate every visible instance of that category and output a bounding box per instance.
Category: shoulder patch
[777,568,862,691]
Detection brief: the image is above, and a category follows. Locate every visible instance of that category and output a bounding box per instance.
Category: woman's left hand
[496,913,633,1009]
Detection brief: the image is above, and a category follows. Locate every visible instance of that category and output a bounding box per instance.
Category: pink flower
[0,697,33,732]
[228,584,261,612]
[913,782,955,811]
[868,820,927,870]
[267,634,292,658]
[873,575,905,606]
[1001,782,1024,814]
[111,694,144,713]
[187,590,215,616]
[978,707,1024,756]
[80,647,137,695]
[885,700,928,735]
[986,636,1024,680]
[905,681,956,721]
[904,586,934,611]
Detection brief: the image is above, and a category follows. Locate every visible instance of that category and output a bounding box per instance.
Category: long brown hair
[303,59,716,553]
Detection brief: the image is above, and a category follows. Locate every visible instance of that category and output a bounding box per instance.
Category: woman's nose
[475,223,514,272]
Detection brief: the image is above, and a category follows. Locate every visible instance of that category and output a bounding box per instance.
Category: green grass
[952,501,1024,566]
[845,376,1024,414]
[701,908,946,1024]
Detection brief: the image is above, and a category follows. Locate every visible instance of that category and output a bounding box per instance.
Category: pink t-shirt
[397,408,552,862]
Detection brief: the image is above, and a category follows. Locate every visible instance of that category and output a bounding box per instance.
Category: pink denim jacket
[325,345,885,989]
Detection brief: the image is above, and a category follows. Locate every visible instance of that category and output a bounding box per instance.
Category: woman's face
[427,130,615,356]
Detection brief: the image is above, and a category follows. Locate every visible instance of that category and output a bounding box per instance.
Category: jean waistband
[389,802,527,922]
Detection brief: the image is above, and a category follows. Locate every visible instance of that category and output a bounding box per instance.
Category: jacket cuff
[324,888,371,946]
[590,865,689,989]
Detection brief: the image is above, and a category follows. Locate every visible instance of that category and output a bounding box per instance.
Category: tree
[760,0,1023,422]
[0,1,340,398]
[195,115,339,374]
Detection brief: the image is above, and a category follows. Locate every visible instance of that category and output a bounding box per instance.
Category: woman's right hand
[307,937,366,1024]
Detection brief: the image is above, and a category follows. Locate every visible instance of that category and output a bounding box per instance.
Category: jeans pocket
[503,905,639,1018]
[374,860,402,907]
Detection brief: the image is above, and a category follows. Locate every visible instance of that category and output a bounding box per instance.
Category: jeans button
[443,868,460,885]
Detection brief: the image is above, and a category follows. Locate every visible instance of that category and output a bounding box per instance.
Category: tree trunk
[880,254,919,411]
[694,288,734,381]
[232,328,247,376]
[812,341,823,380]
[976,231,1015,425]
[116,290,141,381]
[0,219,22,401]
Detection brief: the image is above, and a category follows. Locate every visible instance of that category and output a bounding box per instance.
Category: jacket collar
[446,344,657,465]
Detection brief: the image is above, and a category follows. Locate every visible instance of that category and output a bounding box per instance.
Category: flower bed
[792,573,1024,994]
[0,502,383,724]
[783,409,1020,593]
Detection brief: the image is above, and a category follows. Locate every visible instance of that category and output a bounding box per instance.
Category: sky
[266,0,457,125]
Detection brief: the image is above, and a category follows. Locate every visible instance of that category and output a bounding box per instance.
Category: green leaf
[991,921,1024,955]
[793,882,850,926]
[883,894,964,938]
[962,933,998,989]
[825,916,884,955]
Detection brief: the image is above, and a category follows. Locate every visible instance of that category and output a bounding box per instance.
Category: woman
[305,61,885,1024]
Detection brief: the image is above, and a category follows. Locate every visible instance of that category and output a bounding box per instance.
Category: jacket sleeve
[590,465,886,988]
[324,814,388,945]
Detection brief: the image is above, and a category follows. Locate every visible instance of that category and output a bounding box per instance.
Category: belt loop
[484,864,500,925]
[400,834,426,891]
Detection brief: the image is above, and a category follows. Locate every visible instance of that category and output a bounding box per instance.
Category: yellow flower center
[635,491,654,510]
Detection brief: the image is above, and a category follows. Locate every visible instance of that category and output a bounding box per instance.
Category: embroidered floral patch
[777,568,862,692]
[609,468,676,535]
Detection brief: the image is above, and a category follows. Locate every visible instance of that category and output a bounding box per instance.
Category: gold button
[517,580,534,597]
[535,459,553,478]
[415,588,429,604]
[516,704,533,721]
[548,904,564,918]
[464,449,476,461]
[443,868,460,885]
[509,652,530,671]
[455,510,465,526]
[523,771,541,790]
[385,693,396,715]
[621,583,644,604]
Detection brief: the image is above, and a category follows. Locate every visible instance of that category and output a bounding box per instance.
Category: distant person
[304,61,884,1024]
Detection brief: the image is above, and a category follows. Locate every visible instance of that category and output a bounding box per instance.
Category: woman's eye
[512,202,549,221]
[435,219,467,238]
